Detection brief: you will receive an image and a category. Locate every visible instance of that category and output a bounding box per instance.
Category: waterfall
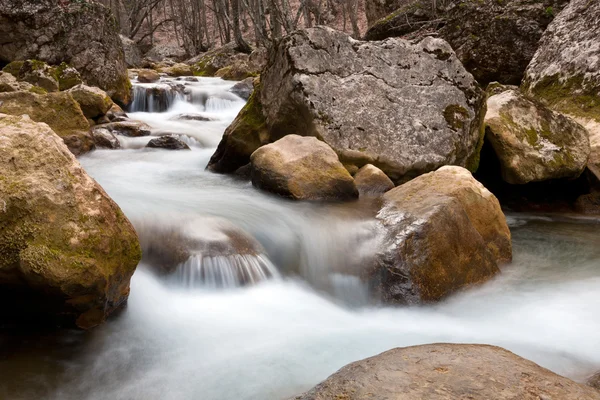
[174,253,280,288]
[130,84,186,112]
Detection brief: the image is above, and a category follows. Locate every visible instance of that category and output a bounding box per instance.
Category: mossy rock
[67,84,114,119]
[51,62,84,91]
[2,61,24,77]
[0,114,141,329]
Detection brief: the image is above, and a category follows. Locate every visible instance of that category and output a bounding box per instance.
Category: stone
[106,103,128,121]
[120,35,143,68]
[589,371,600,391]
[17,60,59,92]
[230,77,255,100]
[0,71,22,92]
[292,344,600,400]
[208,27,486,184]
[0,114,141,329]
[486,82,519,97]
[0,91,93,155]
[95,120,152,137]
[53,62,83,91]
[146,135,190,150]
[188,42,251,77]
[91,127,121,149]
[250,135,358,201]
[137,69,161,83]
[67,84,114,119]
[0,0,131,104]
[157,63,193,77]
[365,0,569,85]
[145,44,188,63]
[170,113,213,122]
[354,164,395,196]
[372,166,511,303]
[215,60,257,81]
[484,89,589,184]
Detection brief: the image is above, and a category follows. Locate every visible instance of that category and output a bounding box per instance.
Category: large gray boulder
[292,344,600,400]
[208,27,486,184]
[250,135,358,201]
[365,0,569,85]
[0,114,141,329]
[372,166,511,304]
[523,0,600,182]
[120,35,143,68]
[0,0,131,104]
[485,89,590,184]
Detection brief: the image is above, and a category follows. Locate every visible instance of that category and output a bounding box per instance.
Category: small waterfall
[174,253,280,288]
[205,97,240,112]
[130,84,185,112]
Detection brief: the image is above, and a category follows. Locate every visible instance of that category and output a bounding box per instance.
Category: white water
[1,77,600,400]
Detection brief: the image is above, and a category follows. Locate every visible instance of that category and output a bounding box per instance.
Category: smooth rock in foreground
[354,164,394,196]
[208,27,486,183]
[372,166,511,303]
[485,89,589,184]
[250,135,358,201]
[0,114,141,328]
[293,344,600,400]
[146,135,190,150]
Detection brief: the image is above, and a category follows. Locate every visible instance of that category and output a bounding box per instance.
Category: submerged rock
[354,164,395,196]
[484,89,589,184]
[146,135,190,150]
[372,166,511,303]
[96,120,152,137]
[0,114,141,329]
[170,113,213,122]
[0,91,93,155]
[365,0,569,85]
[208,27,485,183]
[67,84,114,119]
[0,0,131,104]
[293,344,600,400]
[250,135,358,201]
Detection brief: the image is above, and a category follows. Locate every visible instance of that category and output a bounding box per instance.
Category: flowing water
[1,77,600,399]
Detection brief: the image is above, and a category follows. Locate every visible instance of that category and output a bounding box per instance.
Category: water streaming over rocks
[1,76,600,400]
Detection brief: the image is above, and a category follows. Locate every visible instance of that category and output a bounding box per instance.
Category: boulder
[0,71,25,92]
[208,27,486,184]
[0,91,93,155]
[188,42,251,77]
[484,89,589,184]
[372,166,511,303]
[0,0,131,104]
[292,344,600,400]
[250,135,358,201]
[146,135,190,150]
[67,84,114,119]
[120,35,143,68]
[16,60,59,92]
[215,60,257,81]
[91,127,121,149]
[53,62,83,91]
[523,0,600,183]
[106,103,128,121]
[145,44,188,63]
[2,61,24,77]
[589,371,600,391]
[137,69,161,83]
[0,114,141,328]
[156,63,193,77]
[365,0,569,85]
[96,120,152,137]
[230,77,255,100]
[354,164,395,196]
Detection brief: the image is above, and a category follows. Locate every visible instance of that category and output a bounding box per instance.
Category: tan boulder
[137,69,160,83]
[67,84,114,119]
[250,135,358,201]
[354,164,394,196]
[0,114,141,328]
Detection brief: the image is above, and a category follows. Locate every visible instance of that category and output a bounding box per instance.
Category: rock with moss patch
[156,63,193,77]
[67,84,114,119]
[230,77,255,100]
[293,344,600,400]
[188,43,252,77]
[137,69,161,83]
[53,62,83,91]
[250,135,358,201]
[354,164,395,196]
[17,60,59,92]
[215,60,257,81]
[372,166,511,303]
[0,71,27,92]
[208,28,486,183]
[0,91,93,155]
[365,0,569,86]
[0,113,141,329]
[485,89,589,184]
[0,0,131,104]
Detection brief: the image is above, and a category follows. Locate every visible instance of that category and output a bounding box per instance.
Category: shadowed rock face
[292,343,600,400]
[0,114,141,329]
[370,166,511,304]
[365,0,569,86]
[208,27,485,184]
[0,0,131,105]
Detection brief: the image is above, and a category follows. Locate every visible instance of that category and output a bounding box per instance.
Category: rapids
[1,77,600,400]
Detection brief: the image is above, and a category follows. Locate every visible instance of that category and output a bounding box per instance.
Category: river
[1,77,599,400]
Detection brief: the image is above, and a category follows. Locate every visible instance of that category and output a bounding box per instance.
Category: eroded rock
[0,114,141,328]
[120,35,143,68]
[354,164,395,196]
[91,127,121,149]
[137,69,161,83]
[67,84,114,119]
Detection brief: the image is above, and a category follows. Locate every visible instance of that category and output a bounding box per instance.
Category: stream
[1,77,600,400]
